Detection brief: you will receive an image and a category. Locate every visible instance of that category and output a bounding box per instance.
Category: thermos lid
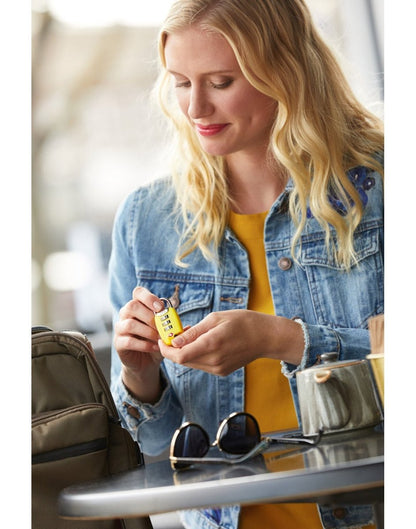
[299,352,364,373]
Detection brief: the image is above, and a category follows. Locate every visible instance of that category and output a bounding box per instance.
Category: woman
[109,1,383,527]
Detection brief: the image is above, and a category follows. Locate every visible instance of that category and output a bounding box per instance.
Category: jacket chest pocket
[137,276,214,324]
[299,227,383,328]
[136,274,214,375]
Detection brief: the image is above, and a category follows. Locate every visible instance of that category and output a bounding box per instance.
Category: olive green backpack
[32,326,153,529]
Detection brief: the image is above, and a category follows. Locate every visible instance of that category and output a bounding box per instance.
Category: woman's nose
[188,87,213,119]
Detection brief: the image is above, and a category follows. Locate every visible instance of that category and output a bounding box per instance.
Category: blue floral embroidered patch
[307,166,376,218]
[203,508,222,524]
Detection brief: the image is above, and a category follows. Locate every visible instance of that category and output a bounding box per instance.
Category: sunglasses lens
[218,413,261,455]
[173,423,210,466]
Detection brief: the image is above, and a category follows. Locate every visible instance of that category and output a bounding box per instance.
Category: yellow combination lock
[154,298,184,346]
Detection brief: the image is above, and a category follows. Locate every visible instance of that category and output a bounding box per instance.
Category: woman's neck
[226,153,287,214]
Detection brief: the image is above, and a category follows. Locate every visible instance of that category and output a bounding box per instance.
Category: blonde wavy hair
[156,0,384,269]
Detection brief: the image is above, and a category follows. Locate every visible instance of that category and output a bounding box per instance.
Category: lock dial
[154,298,184,345]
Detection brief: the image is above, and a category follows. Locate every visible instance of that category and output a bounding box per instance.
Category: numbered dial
[154,298,184,345]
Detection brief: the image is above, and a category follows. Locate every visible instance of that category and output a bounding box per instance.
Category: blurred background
[31,0,384,380]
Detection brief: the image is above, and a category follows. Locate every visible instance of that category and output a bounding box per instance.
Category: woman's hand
[114,286,166,402]
[159,310,304,376]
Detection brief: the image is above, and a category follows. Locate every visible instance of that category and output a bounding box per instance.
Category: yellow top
[229,211,375,528]
[228,210,324,529]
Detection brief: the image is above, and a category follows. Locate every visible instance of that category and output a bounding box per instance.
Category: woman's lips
[195,123,229,136]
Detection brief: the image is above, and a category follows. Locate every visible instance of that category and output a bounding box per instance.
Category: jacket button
[123,402,141,419]
[278,257,292,270]
[333,508,347,519]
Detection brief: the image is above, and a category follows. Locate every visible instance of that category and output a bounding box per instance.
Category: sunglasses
[169,411,321,471]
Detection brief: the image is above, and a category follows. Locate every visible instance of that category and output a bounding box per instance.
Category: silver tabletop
[58,427,383,521]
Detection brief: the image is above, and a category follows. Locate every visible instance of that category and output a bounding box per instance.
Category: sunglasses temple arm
[232,438,271,462]
[171,456,231,465]
[267,430,322,446]
[170,439,271,467]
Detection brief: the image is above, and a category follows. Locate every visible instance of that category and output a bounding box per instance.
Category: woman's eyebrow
[167,69,236,76]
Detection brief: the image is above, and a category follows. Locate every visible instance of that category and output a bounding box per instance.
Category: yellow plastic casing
[154,306,184,345]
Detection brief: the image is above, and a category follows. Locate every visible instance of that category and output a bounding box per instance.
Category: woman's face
[164,25,277,159]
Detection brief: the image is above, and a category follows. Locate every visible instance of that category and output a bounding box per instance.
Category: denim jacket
[109,167,383,529]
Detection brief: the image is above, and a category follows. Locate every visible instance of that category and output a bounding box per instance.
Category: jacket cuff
[113,370,172,434]
[282,319,340,377]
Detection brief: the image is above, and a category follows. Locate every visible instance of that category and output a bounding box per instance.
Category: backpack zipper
[32,437,107,465]
[32,403,109,465]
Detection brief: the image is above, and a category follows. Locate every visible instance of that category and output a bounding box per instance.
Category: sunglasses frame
[170,412,261,470]
[169,412,322,471]
[215,411,261,453]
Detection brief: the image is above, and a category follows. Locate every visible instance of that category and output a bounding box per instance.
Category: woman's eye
[211,80,233,89]
[173,78,233,89]
[175,80,191,88]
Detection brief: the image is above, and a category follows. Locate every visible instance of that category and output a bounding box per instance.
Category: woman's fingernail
[172,335,184,347]
[153,301,163,312]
